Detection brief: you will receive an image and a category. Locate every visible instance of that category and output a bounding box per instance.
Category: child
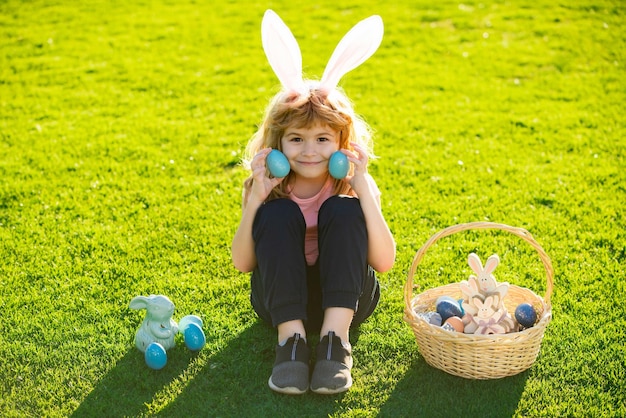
[231,10,395,395]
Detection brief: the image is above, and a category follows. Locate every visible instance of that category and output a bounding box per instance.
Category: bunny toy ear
[473,296,485,308]
[468,253,484,274]
[261,10,308,95]
[319,15,384,94]
[483,254,500,274]
[129,295,149,310]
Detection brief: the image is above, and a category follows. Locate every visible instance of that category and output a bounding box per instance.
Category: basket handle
[404,222,554,309]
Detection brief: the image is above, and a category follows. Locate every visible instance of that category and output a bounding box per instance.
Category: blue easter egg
[430,312,443,326]
[515,303,537,328]
[442,322,456,332]
[436,295,458,306]
[184,322,206,351]
[178,315,203,334]
[416,311,442,326]
[144,342,167,370]
[328,151,349,179]
[266,149,290,178]
[436,299,463,322]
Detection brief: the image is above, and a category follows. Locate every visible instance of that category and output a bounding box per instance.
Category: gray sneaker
[310,331,353,394]
[268,333,310,395]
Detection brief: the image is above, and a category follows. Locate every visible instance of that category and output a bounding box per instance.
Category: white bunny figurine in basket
[467,253,509,297]
[460,253,515,333]
[129,295,178,352]
[471,295,510,335]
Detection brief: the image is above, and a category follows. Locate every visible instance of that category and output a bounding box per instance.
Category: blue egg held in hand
[328,151,349,179]
[144,342,167,370]
[266,149,290,178]
[515,303,538,328]
[184,322,206,351]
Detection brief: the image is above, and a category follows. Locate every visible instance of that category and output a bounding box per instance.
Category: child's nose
[302,141,315,155]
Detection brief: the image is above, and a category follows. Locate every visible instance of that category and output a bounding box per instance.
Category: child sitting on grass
[231,10,395,395]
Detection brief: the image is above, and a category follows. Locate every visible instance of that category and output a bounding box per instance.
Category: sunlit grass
[0,0,624,416]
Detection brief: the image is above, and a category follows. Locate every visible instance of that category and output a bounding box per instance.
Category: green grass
[1,0,624,416]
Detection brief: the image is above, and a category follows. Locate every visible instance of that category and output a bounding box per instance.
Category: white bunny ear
[261,10,307,94]
[484,254,500,274]
[129,295,149,310]
[320,15,384,93]
[468,253,483,274]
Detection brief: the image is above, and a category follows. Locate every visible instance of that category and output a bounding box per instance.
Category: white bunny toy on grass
[129,295,178,352]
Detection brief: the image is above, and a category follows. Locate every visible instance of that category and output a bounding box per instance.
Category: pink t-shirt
[289,175,381,265]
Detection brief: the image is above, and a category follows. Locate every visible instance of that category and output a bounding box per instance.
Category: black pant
[250,196,380,332]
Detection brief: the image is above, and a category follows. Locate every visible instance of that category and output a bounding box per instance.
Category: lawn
[0,0,624,416]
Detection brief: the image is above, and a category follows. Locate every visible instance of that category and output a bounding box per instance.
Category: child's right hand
[248,148,285,204]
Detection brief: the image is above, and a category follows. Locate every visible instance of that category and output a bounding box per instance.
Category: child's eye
[290,137,302,142]
[318,137,329,142]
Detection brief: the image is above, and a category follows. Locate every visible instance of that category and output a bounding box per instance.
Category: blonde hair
[243,85,375,200]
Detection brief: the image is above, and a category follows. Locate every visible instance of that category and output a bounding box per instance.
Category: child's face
[280,123,340,180]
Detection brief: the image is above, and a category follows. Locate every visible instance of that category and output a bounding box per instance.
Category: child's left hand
[344,142,370,195]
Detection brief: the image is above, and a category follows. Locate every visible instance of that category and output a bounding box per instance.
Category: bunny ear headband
[261,9,384,96]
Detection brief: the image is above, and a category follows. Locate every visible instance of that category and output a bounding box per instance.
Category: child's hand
[345,142,370,195]
[248,148,285,204]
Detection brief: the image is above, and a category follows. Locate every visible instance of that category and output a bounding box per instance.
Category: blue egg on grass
[436,299,463,322]
[145,342,167,370]
[328,151,349,179]
[184,322,206,351]
[178,315,203,334]
[515,303,537,328]
[266,149,290,178]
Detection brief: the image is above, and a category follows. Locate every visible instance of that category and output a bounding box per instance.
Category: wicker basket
[403,222,553,379]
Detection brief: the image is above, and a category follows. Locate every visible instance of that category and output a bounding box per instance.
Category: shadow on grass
[158,321,348,417]
[73,321,349,417]
[378,356,530,418]
[71,344,197,417]
[70,320,529,417]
